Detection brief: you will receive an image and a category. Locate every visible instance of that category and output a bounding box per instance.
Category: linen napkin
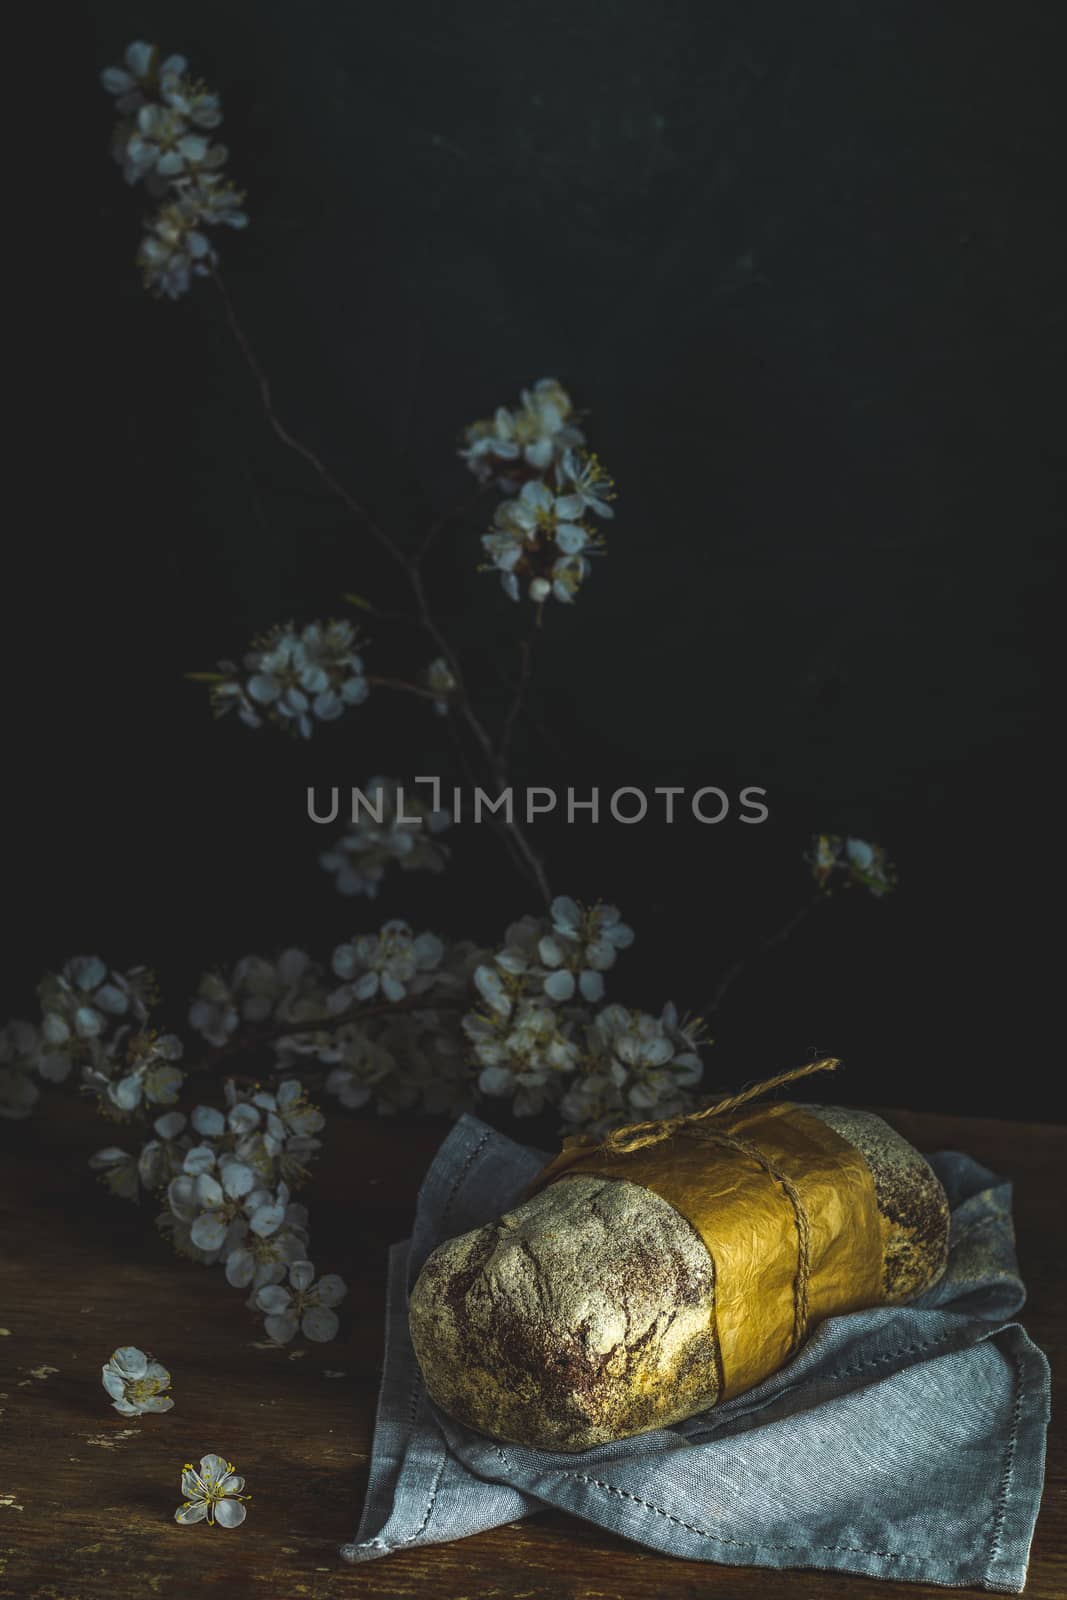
[342,1113,1050,1592]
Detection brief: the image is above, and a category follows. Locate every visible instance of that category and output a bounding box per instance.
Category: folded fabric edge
[341,1239,412,1561]
[981,1329,1052,1594]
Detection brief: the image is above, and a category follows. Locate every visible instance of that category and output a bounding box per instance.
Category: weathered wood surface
[1,1101,1063,1600]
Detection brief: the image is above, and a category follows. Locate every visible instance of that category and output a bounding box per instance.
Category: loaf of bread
[407,1105,949,1452]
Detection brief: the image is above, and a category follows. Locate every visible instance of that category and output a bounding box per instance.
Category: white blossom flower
[272,1080,325,1138]
[331,921,444,1004]
[0,1021,41,1120]
[549,550,592,604]
[159,71,223,130]
[100,42,187,115]
[137,1110,190,1188]
[255,1260,346,1344]
[241,1177,302,1241]
[240,950,323,1023]
[165,1166,246,1253]
[89,1146,140,1201]
[373,1011,473,1117]
[556,448,616,519]
[123,103,226,186]
[465,999,581,1116]
[189,950,323,1045]
[423,657,456,715]
[101,1345,174,1415]
[808,833,896,897]
[102,1031,185,1113]
[321,1026,397,1110]
[538,897,634,1003]
[187,973,238,1045]
[561,1004,704,1131]
[465,916,546,1026]
[480,523,525,601]
[224,1216,307,1291]
[212,621,368,736]
[319,778,450,898]
[136,171,247,298]
[844,836,895,897]
[461,378,585,487]
[161,1153,261,1264]
[175,1455,249,1527]
[137,200,215,298]
[175,171,247,228]
[37,958,152,1082]
[481,475,605,605]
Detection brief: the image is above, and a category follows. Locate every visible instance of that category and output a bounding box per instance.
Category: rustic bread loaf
[407,1107,949,1452]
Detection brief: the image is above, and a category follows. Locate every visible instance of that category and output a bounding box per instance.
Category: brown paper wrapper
[523,1101,884,1400]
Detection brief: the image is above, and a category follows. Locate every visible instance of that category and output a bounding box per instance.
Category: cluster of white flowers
[458,897,701,1121]
[473,898,633,1010]
[189,933,475,1120]
[481,448,615,605]
[330,920,445,1005]
[461,378,585,489]
[319,778,450,898]
[808,834,896,898]
[188,948,325,1048]
[209,620,369,738]
[36,956,152,1080]
[85,1028,186,1114]
[19,918,702,1349]
[7,956,179,1117]
[559,1003,704,1134]
[464,379,615,605]
[101,41,248,298]
[295,938,479,1119]
[87,1066,345,1345]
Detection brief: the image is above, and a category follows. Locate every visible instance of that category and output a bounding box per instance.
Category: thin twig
[212,268,402,572]
[500,627,537,774]
[705,894,822,1017]
[415,481,490,565]
[366,675,443,704]
[200,991,471,1070]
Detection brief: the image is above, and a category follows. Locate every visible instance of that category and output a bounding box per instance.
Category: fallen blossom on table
[101,1345,174,1415]
[175,1454,250,1526]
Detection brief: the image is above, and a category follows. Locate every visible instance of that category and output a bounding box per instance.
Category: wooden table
[2,1102,1063,1600]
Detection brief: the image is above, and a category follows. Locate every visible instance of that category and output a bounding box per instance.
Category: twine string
[566,1057,840,1157]
[697,1127,813,1353]
[564,1057,840,1360]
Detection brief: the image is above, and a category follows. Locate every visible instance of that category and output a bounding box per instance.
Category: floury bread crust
[807,1105,950,1301]
[407,1172,719,1452]
[408,1108,950,1452]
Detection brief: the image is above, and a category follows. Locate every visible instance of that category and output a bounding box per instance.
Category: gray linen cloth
[342,1113,1050,1592]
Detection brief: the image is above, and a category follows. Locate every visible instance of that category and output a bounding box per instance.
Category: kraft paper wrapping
[524,1101,884,1400]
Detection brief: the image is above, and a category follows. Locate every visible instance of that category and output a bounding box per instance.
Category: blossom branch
[365,675,444,704]
[211,268,404,573]
[195,991,471,1072]
[212,271,552,905]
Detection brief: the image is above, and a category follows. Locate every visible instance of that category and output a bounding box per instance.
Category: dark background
[11,2,1062,1118]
